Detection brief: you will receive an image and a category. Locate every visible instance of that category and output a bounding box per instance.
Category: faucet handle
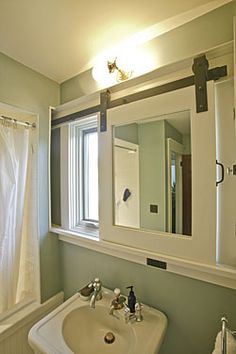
[89,277,102,290]
[114,288,121,300]
[135,302,143,322]
[110,288,126,311]
[92,277,101,285]
[124,303,131,323]
[94,278,102,286]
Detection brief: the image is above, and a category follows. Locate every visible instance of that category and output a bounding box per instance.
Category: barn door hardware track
[52,55,227,130]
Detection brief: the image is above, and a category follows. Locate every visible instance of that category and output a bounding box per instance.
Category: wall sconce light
[107,58,132,82]
[92,49,155,87]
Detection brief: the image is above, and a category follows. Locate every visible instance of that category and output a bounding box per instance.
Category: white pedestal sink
[29,287,167,354]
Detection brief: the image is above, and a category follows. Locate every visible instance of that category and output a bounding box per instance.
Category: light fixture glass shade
[92,46,156,87]
[92,59,117,87]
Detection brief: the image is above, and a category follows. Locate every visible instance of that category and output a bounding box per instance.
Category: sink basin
[29,287,167,354]
[63,306,136,354]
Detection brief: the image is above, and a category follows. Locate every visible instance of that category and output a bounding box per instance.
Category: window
[69,116,99,234]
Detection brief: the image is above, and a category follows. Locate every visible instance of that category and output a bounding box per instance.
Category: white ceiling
[0,0,230,83]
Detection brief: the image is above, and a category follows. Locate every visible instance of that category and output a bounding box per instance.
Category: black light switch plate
[150,204,158,213]
[146,258,167,269]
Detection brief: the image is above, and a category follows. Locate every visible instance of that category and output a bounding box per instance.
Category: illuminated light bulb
[92,45,156,86]
[92,58,117,87]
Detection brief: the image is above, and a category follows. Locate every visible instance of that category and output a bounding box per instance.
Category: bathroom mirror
[113,111,192,236]
[99,83,216,262]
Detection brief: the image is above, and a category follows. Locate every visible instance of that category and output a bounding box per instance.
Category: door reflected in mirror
[113,111,192,236]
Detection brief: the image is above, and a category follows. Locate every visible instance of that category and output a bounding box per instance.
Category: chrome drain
[104,332,115,344]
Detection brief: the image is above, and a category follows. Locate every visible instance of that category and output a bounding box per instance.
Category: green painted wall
[164,121,183,144]
[60,2,234,103]
[0,52,62,301]
[115,123,139,144]
[182,134,191,155]
[139,120,166,231]
[60,242,236,354]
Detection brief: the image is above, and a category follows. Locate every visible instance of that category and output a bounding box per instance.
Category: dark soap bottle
[126,286,136,313]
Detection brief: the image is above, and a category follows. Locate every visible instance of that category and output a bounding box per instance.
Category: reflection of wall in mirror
[164,120,183,232]
[114,123,138,144]
[138,120,166,231]
[114,117,191,233]
[114,138,140,229]
[115,121,167,231]
[165,118,191,236]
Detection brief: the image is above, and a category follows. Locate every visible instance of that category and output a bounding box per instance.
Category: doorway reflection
[113,110,192,236]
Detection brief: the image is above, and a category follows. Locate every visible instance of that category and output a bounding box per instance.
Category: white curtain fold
[0,123,38,314]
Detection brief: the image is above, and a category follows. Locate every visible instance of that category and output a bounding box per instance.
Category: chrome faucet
[109,288,143,323]
[124,302,143,323]
[89,278,102,308]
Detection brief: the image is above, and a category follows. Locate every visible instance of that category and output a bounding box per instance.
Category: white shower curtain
[0,123,38,314]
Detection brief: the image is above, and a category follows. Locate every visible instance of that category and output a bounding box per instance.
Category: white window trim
[60,115,99,235]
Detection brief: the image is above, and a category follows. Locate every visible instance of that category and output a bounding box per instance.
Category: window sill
[50,226,236,291]
[70,225,99,238]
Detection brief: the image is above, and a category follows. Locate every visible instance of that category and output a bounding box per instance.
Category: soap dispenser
[126,286,136,313]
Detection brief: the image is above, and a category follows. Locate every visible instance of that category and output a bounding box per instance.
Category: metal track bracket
[100,90,110,132]
[192,55,209,113]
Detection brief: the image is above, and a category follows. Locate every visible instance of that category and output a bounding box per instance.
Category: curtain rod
[0,115,36,129]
